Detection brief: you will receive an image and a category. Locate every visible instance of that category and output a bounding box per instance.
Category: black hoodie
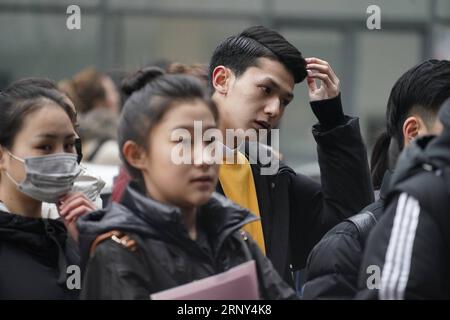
[0,210,79,299]
[77,183,297,300]
[357,103,450,299]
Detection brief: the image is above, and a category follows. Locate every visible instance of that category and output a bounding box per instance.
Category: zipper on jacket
[43,219,68,285]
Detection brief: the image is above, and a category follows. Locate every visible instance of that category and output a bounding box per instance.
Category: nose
[55,144,67,154]
[193,141,215,169]
[264,97,281,119]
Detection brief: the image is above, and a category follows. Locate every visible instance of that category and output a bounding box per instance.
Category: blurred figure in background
[61,68,121,165]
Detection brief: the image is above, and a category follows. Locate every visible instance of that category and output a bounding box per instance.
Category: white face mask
[71,173,106,202]
[5,152,82,203]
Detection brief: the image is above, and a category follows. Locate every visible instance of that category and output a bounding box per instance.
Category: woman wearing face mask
[0,80,96,299]
[78,68,296,300]
[5,78,104,223]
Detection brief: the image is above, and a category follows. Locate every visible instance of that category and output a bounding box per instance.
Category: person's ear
[122,141,148,172]
[212,66,233,95]
[402,116,421,146]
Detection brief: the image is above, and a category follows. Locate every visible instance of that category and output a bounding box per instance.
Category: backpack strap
[345,211,378,244]
[89,230,138,257]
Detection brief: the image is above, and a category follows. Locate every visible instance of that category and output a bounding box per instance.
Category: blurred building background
[1,0,450,171]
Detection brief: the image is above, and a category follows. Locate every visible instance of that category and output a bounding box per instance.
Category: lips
[254,120,271,130]
[190,175,214,184]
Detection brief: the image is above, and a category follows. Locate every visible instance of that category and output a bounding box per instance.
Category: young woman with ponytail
[77,68,296,300]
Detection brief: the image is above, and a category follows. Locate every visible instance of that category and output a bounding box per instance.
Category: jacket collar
[114,183,259,255]
[389,133,450,190]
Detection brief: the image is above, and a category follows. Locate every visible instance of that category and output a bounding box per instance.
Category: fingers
[306,76,318,92]
[306,64,338,82]
[60,192,96,210]
[306,76,317,90]
[64,205,92,223]
[59,197,87,216]
[59,192,84,205]
[307,71,334,89]
[305,57,327,64]
[306,57,340,99]
[305,57,333,69]
[59,192,96,220]
[305,57,339,83]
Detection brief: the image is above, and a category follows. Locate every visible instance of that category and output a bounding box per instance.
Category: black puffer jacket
[302,172,390,299]
[0,210,79,299]
[357,132,450,299]
[77,184,297,300]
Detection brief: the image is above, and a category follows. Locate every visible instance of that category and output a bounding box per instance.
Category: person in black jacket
[78,68,296,300]
[302,59,450,299]
[357,99,450,299]
[209,25,374,286]
[0,79,96,299]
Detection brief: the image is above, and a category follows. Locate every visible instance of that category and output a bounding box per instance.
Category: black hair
[370,131,391,190]
[0,78,77,150]
[118,67,218,182]
[371,59,450,188]
[209,25,307,88]
[0,77,83,163]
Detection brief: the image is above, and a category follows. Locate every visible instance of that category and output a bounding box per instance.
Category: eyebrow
[171,124,217,131]
[263,77,294,100]
[35,133,77,139]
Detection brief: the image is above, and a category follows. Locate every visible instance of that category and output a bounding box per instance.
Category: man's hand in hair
[305,57,340,101]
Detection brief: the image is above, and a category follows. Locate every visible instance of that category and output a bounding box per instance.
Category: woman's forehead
[19,104,76,137]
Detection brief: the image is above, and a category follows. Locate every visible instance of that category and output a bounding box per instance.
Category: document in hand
[150,260,259,300]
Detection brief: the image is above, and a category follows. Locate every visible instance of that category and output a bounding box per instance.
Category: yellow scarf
[218,151,266,254]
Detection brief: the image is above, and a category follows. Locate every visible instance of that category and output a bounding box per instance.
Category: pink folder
[150,260,259,300]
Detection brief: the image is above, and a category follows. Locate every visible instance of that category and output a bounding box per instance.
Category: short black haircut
[209,25,307,88]
[371,59,450,189]
[387,59,450,149]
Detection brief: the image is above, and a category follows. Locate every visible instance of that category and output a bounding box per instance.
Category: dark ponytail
[370,131,391,190]
[121,67,164,98]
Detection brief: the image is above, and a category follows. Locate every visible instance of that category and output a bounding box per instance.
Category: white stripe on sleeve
[379,193,421,300]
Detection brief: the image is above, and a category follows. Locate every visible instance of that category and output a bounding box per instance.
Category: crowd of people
[0,25,449,300]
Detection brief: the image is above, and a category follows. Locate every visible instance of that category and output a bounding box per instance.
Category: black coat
[218,94,374,285]
[302,172,391,299]
[0,210,79,299]
[357,134,450,299]
[77,184,297,300]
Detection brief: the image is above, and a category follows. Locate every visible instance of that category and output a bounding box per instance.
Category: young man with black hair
[357,97,450,299]
[209,25,374,286]
[302,59,450,299]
